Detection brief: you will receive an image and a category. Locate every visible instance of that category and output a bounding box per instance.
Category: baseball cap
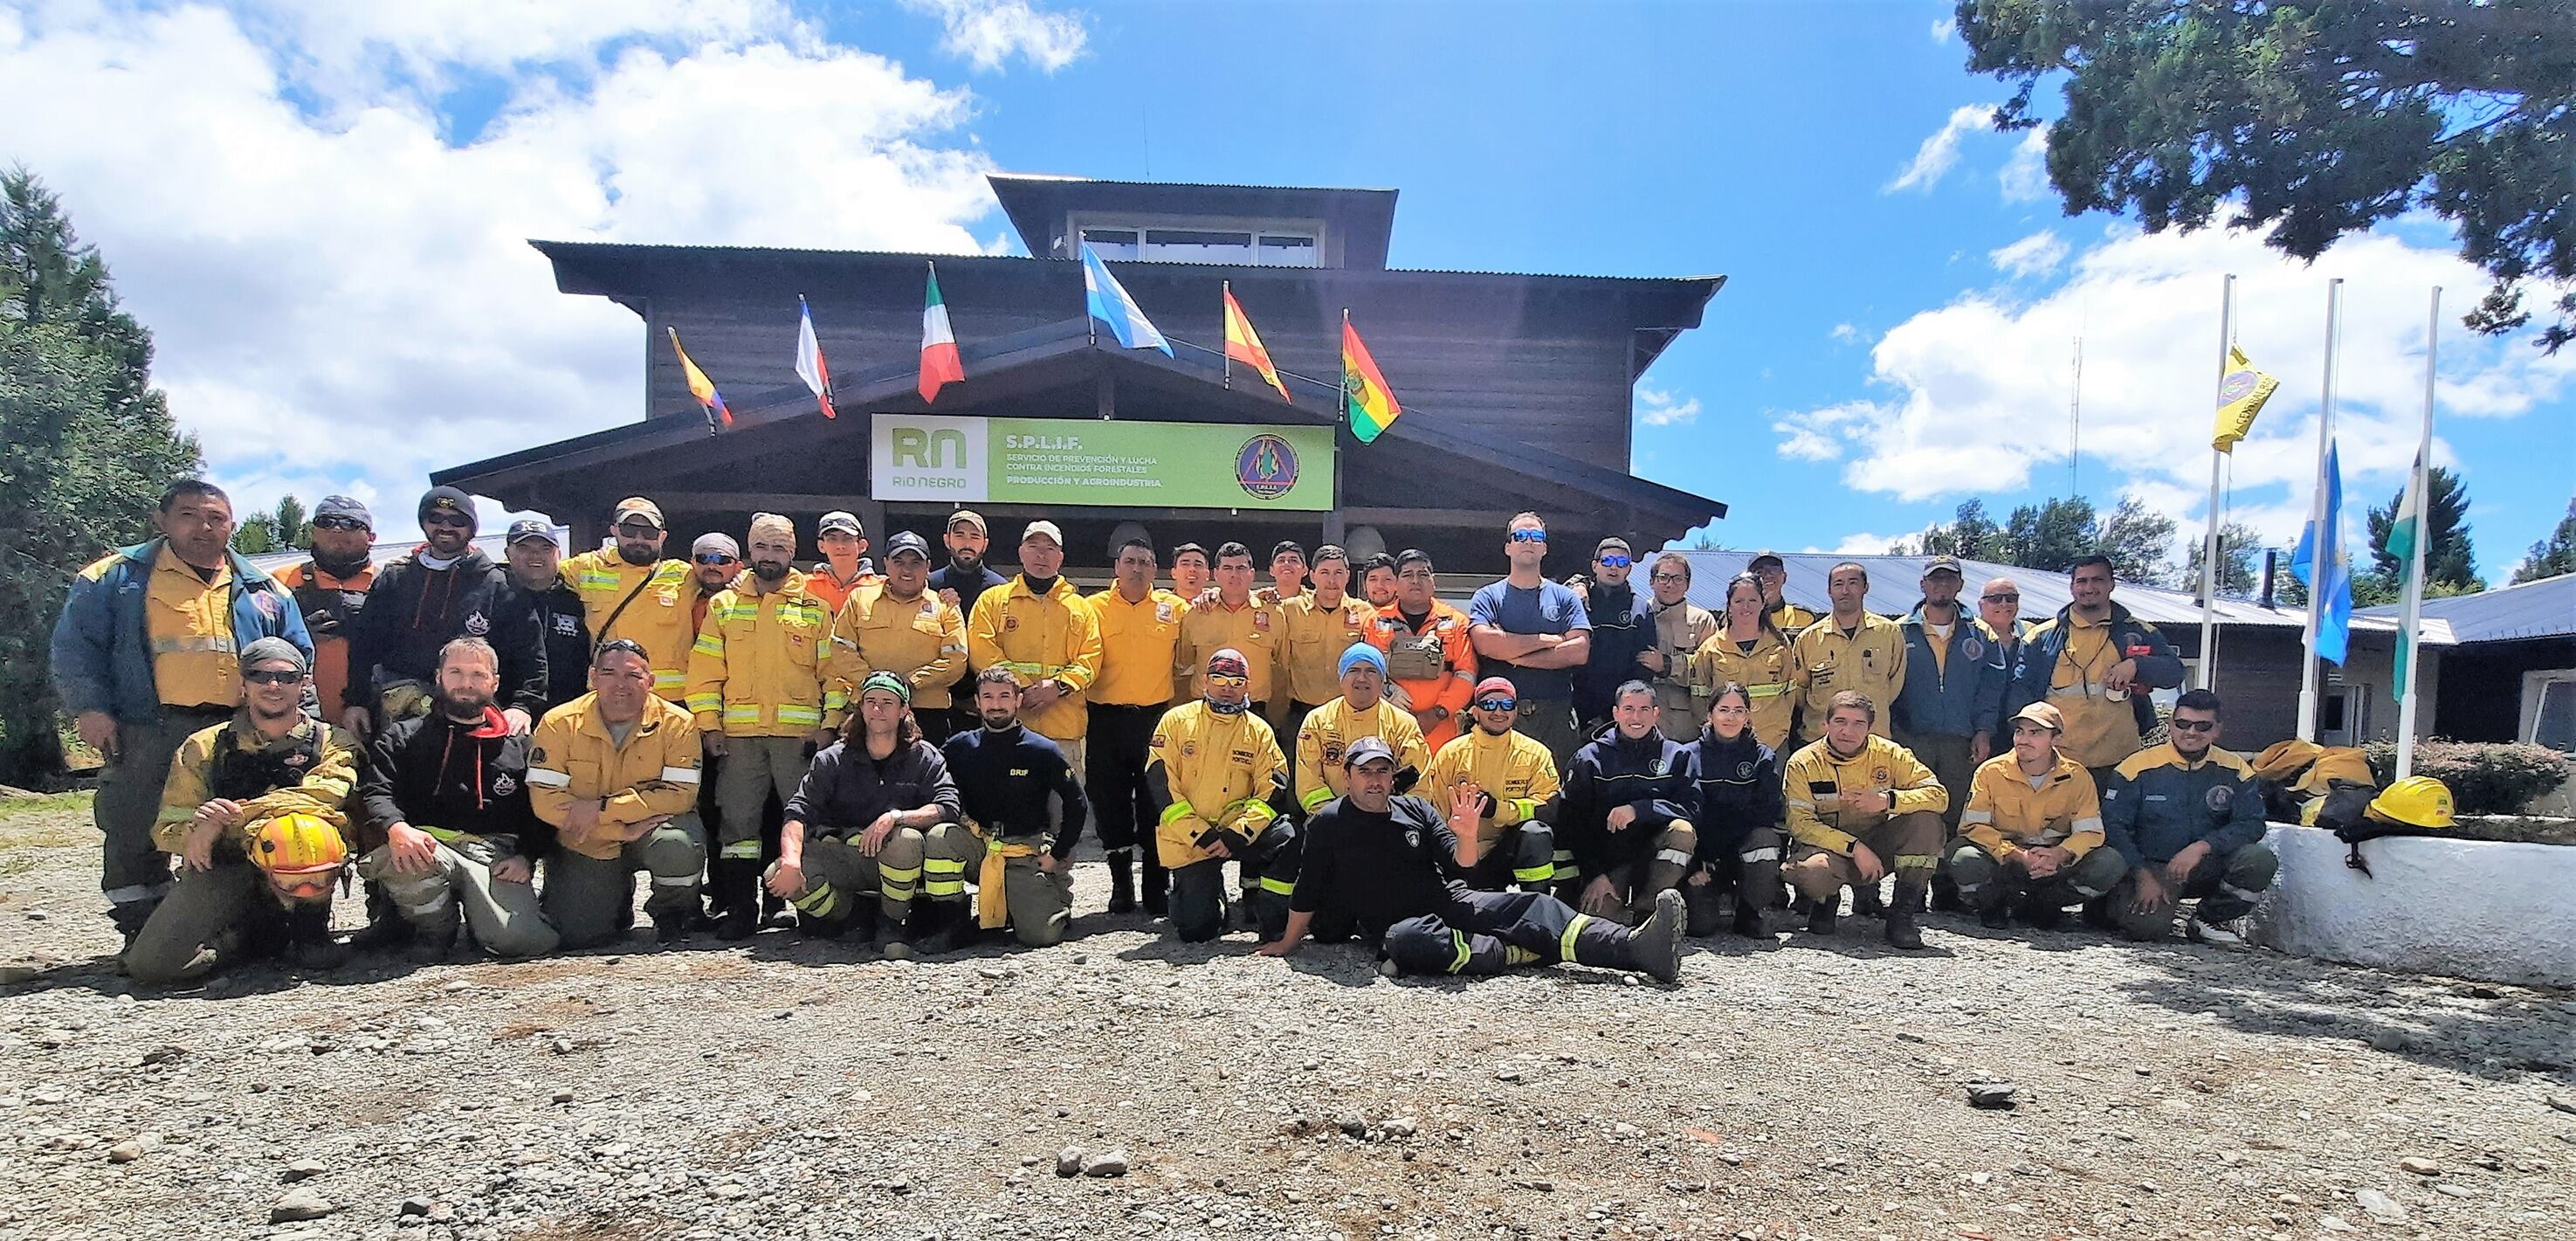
[505,519,557,547]
[1022,520,1064,548]
[1748,549,1786,570]
[1924,555,1964,578]
[2011,701,2065,733]
[818,511,864,537]
[612,497,665,530]
[313,495,373,529]
[885,531,931,560]
[1341,736,1398,769]
[1472,676,1518,700]
[947,509,987,534]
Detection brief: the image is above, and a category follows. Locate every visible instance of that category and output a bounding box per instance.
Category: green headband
[858,672,912,706]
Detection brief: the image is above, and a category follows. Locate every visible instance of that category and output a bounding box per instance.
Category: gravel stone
[268,1188,334,1223]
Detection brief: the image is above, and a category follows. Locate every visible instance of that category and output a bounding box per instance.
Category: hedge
[2361,740,2572,817]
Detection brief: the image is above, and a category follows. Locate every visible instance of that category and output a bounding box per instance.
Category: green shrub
[2360,739,2572,816]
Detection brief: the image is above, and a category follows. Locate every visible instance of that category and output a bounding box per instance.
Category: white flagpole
[2395,287,2439,779]
[2296,278,2343,742]
[1222,280,1233,390]
[2197,273,2234,688]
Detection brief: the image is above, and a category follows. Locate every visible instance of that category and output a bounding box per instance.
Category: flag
[2387,446,2428,700]
[919,263,963,404]
[795,295,836,419]
[1223,284,1290,403]
[2290,441,2353,665]
[1079,242,1170,355]
[1341,315,1400,443]
[2211,345,2279,453]
[667,327,731,431]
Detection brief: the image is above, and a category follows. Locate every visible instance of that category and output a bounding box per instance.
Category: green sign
[871,415,1335,511]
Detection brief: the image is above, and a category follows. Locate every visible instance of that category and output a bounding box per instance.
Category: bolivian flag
[668,327,733,431]
[1341,314,1400,443]
[1223,284,1290,403]
[2211,345,2278,453]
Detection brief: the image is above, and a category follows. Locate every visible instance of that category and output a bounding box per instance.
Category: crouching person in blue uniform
[1257,738,1685,982]
[2092,689,2276,945]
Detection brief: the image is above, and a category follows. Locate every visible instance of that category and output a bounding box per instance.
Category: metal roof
[1661,551,2311,629]
[2356,573,2575,645]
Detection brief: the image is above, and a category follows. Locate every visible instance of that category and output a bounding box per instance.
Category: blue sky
[4,0,2568,581]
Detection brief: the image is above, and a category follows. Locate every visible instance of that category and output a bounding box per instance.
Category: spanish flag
[1223,283,1290,403]
[1341,313,1399,444]
[2211,344,2278,453]
[668,327,733,431]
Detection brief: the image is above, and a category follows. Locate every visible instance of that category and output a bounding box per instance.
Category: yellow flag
[2211,345,2277,453]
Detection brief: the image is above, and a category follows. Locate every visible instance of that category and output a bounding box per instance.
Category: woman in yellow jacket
[1690,574,1796,750]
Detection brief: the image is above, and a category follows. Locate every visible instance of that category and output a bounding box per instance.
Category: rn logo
[872,415,988,500]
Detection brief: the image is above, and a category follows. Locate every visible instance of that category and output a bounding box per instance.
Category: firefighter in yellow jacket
[1691,572,1798,749]
[1172,541,1286,711]
[685,514,843,941]
[1149,649,1298,943]
[1788,562,1905,742]
[529,640,707,948]
[1420,677,1564,893]
[1276,546,1375,741]
[559,497,700,702]
[1781,690,1946,949]
[966,521,1103,783]
[828,531,968,742]
[1945,702,2125,930]
[1293,645,1430,815]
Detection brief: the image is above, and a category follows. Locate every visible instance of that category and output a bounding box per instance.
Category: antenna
[2069,334,2084,499]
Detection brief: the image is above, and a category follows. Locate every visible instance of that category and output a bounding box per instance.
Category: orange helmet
[250,813,347,902]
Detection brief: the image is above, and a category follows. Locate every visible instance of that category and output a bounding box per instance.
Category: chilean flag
[795,294,836,419]
[920,262,964,404]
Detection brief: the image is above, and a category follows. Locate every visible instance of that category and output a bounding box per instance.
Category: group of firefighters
[48,481,2462,988]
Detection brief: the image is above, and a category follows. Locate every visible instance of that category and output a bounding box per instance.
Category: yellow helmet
[250,813,348,900]
[2366,776,2455,830]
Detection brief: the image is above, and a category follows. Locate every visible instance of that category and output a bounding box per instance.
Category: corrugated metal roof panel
[2355,573,2575,645]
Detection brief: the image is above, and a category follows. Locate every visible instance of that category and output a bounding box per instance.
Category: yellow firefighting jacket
[1790,613,1907,737]
[560,551,700,701]
[967,576,1103,741]
[526,693,703,860]
[1421,726,1561,848]
[152,714,360,853]
[1769,601,1821,637]
[1689,626,1798,750]
[1960,751,2104,860]
[1083,586,1188,707]
[1147,700,1286,870]
[1292,696,1431,813]
[1173,596,1285,704]
[1278,593,1374,707]
[827,585,968,711]
[1781,734,1947,854]
[685,569,843,737]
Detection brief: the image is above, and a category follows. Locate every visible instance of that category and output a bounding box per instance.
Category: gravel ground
[3,796,2572,1241]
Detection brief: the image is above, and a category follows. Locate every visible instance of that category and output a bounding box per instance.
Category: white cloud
[1988,230,2069,279]
[1770,219,2572,548]
[1885,103,1994,194]
[1930,17,1956,43]
[1637,383,1702,427]
[0,3,1040,539]
[1829,322,1862,343]
[901,0,1088,73]
[1802,532,1910,555]
[1999,128,2051,203]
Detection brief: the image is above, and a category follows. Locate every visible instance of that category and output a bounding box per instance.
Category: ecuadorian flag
[1341,315,1400,444]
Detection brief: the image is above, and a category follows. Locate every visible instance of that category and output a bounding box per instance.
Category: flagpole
[1335,307,1350,543]
[2197,273,2234,688]
[2296,278,2344,742]
[1222,280,1233,390]
[2395,287,2439,779]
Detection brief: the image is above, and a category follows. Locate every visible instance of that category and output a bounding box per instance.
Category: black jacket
[1560,726,1701,876]
[1687,727,1782,857]
[356,707,541,858]
[348,546,547,716]
[942,723,1089,859]
[1290,794,1463,939]
[502,576,591,710]
[785,736,961,838]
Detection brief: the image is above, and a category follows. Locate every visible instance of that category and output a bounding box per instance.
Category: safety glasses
[1650,570,1686,583]
[693,553,739,566]
[243,669,305,686]
[1508,529,1546,544]
[1205,672,1250,689]
[1981,592,2021,603]
[1472,696,1518,714]
[1598,555,1632,569]
[421,513,474,530]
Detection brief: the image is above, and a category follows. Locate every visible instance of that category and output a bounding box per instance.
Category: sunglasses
[1982,592,2021,603]
[1598,554,1632,569]
[2169,718,2217,734]
[243,668,305,686]
[1205,673,1250,689]
[1509,530,1546,544]
[1473,697,1519,713]
[422,514,473,530]
[615,523,661,538]
[309,515,367,532]
[694,553,740,566]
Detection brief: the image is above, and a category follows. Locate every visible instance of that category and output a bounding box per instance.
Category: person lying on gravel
[1148,648,1299,943]
[126,638,362,987]
[1257,738,1684,983]
[766,673,964,958]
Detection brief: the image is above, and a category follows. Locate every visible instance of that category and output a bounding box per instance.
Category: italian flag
[919,261,963,404]
[1341,314,1400,444]
[2387,448,2427,700]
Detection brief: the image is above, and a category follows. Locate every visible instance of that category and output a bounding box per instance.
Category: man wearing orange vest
[1367,548,1477,754]
[268,494,377,725]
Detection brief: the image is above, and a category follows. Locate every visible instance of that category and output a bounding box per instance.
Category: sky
[4,0,2570,583]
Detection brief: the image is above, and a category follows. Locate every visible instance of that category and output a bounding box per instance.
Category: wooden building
[436,175,1728,572]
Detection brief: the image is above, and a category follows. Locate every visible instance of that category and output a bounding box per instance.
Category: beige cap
[1022,520,1064,548]
[947,509,987,534]
[611,496,665,530]
[2011,701,2065,733]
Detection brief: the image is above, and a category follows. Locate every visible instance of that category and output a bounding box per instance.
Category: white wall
[2251,824,2576,987]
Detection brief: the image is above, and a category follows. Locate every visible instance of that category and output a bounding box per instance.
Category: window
[1080,228,1139,260]
[1143,229,1252,263]
[1257,234,1319,267]
[1075,219,1322,265]
[2524,670,2576,752]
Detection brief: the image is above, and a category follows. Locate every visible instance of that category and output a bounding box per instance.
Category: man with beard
[270,494,377,725]
[2005,555,2185,789]
[559,497,699,704]
[766,672,961,956]
[1780,692,1947,949]
[966,521,1103,783]
[685,514,842,941]
[52,479,311,948]
[355,638,560,961]
[2096,690,2274,945]
[345,486,547,736]
[527,641,707,947]
[1356,554,1398,610]
[1558,682,1701,924]
[930,509,1008,616]
[1148,648,1298,943]
[1292,644,1429,817]
[1257,740,1686,982]
[1083,538,1188,914]
[806,510,880,614]
[499,520,590,711]
[828,531,968,744]
[125,638,358,986]
[1419,678,1563,894]
[940,668,1088,949]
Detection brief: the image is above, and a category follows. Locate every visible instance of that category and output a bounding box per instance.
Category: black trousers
[1085,703,1166,858]
[1168,822,1302,942]
[1381,887,1635,976]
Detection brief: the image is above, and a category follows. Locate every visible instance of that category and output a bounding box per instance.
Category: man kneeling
[766,673,962,956]
[1151,649,1299,942]
[1945,703,2125,930]
[2095,690,2275,945]
[942,668,1086,949]
[1258,739,1684,982]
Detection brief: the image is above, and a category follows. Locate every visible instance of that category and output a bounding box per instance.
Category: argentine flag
[1080,242,1172,355]
[2290,441,2354,665]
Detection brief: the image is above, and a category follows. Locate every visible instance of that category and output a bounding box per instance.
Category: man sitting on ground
[1558,682,1700,925]
[1946,702,2125,931]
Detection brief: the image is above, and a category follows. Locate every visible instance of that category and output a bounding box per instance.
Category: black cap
[505,519,557,548]
[418,486,478,534]
[1341,736,1397,769]
[885,531,931,559]
[1924,555,1963,577]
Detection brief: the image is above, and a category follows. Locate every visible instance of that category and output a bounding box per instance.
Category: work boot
[2186,916,2247,948]
[346,884,415,952]
[652,912,691,944]
[1629,889,1686,983]
[1977,896,2012,930]
[1806,899,1838,936]
[923,907,981,955]
[1140,852,1168,917]
[1731,899,1768,940]
[1106,850,1137,914]
[406,912,460,964]
[2017,896,2065,931]
[1884,883,1928,950]
[286,904,350,972]
[1931,872,1962,913]
[1851,885,1884,918]
[875,912,914,960]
